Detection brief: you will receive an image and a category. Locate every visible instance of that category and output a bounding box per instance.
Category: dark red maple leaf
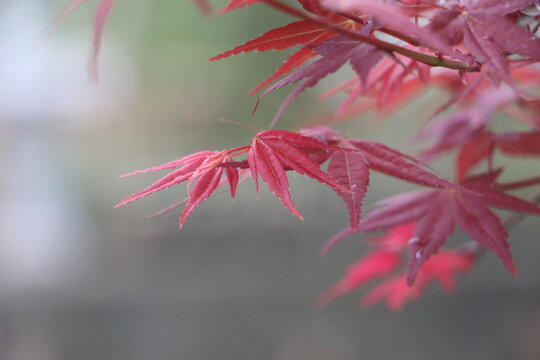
[357,170,540,285]
[340,54,431,114]
[327,148,369,230]
[301,128,458,232]
[348,139,455,189]
[418,86,520,162]
[324,0,471,63]
[312,128,459,233]
[312,55,433,125]
[456,130,540,179]
[257,29,389,125]
[426,0,540,83]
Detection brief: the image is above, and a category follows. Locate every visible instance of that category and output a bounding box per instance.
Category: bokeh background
[1,1,539,359]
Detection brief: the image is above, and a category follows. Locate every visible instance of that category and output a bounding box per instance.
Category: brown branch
[261,0,480,72]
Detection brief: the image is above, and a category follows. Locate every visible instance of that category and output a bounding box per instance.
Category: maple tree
[52,0,540,310]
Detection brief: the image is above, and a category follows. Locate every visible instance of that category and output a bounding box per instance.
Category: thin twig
[261,0,480,72]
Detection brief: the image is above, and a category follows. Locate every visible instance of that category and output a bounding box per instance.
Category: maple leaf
[327,149,369,230]
[361,274,422,311]
[413,78,540,179]
[357,170,540,285]
[426,0,540,83]
[193,0,213,16]
[116,150,238,227]
[340,54,431,114]
[349,139,456,189]
[361,249,476,311]
[258,31,387,125]
[89,0,115,81]
[180,165,224,226]
[313,55,432,123]
[298,126,458,233]
[456,132,495,180]
[324,0,471,63]
[297,0,330,16]
[215,15,358,95]
[317,224,413,305]
[496,131,540,155]
[312,132,458,233]
[418,86,519,161]
[248,130,352,219]
[249,46,319,95]
[209,20,338,61]
[456,130,540,179]
[318,223,476,310]
[220,0,261,13]
[42,0,115,81]
[325,0,540,84]
[316,250,402,306]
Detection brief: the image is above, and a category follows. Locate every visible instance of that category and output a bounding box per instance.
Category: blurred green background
[0,1,539,359]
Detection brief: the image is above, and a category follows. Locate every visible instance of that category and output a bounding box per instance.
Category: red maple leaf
[249,46,319,95]
[116,150,240,227]
[192,0,213,16]
[316,223,414,306]
[357,170,540,284]
[324,0,471,64]
[316,250,402,306]
[117,129,357,225]
[317,223,476,310]
[426,0,540,83]
[361,249,475,311]
[456,130,540,179]
[220,0,261,13]
[327,148,369,230]
[42,0,116,81]
[306,130,457,233]
[209,20,339,61]
[255,24,389,125]
[417,86,521,161]
[248,129,352,219]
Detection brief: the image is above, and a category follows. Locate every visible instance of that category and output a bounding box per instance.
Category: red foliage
[318,224,477,311]
[54,0,540,310]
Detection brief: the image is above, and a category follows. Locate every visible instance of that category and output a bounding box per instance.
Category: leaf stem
[228,146,251,155]
[261,0,480,72]
[220,160,250,169]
